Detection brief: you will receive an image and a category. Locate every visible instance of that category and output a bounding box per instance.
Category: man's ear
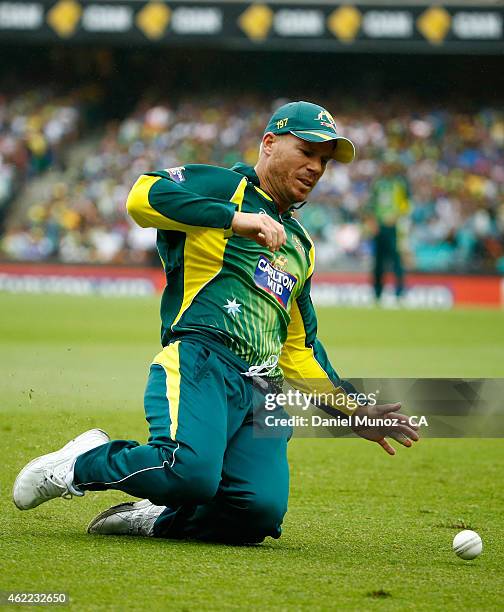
[261,132,276,156]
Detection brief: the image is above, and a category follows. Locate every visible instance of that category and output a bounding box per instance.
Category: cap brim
[290,130,356,163]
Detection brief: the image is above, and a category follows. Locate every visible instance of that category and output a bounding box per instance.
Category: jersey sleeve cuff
[223,203,237,238]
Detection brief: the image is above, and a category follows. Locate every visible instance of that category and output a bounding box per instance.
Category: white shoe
[87,499,165,537]
[13,429,110,510]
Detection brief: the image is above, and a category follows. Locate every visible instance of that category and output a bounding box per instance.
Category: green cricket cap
[264,101,355,164]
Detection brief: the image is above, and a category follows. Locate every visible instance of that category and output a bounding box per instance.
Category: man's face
[264,133,335,205]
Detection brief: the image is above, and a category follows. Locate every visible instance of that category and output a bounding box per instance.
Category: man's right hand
[231,212,287,252]
[351,402,420,455]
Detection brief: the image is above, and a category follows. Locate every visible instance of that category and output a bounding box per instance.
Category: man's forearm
[127,174,237,232]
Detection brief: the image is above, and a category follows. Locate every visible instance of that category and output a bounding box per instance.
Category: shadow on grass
[20,527,296,554]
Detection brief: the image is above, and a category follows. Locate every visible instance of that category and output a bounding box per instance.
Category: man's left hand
[351,402,419,455]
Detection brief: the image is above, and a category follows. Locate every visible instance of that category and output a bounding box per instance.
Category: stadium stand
[1,92,502,273]
[0,88,82,221]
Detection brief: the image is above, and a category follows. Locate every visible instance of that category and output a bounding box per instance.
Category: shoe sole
[13,428,110,510]
[87,500,152,534]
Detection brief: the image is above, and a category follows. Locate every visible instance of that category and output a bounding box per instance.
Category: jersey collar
[230,162,260,185]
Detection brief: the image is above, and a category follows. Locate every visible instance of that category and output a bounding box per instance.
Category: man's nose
[306,157,323,176]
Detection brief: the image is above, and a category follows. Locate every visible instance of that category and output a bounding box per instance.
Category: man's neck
[254,163,291,214]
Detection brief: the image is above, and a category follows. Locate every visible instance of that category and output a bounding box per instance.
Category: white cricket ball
[453,529,483,560]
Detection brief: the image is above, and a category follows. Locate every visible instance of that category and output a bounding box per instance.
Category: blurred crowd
[305,104,504,273]
[0,89,80,218]
[1,92,503,273]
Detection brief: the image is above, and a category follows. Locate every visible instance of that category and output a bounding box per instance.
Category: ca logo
[272,254,288,270]
[316,110,337,130]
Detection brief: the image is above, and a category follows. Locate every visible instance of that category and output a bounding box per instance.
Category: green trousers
[73,335,290,544]
[373,225,404,299]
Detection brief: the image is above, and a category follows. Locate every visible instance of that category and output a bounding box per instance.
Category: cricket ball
[453,529,483,560]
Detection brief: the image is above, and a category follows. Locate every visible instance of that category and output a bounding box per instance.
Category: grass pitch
[1,293,504,611]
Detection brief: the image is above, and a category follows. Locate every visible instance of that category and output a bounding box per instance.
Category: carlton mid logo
[254,255,297,309]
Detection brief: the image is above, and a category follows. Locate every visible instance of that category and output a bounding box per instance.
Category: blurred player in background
[366,157,411,303]
[13,101,418,545]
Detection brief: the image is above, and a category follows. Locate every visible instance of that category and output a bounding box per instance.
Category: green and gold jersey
[368,176,410,226]
[127,162,353,407]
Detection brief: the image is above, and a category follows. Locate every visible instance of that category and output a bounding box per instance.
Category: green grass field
[1,293,504,611]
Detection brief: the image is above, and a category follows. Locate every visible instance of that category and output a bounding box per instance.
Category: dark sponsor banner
[253,378,504,438]
[0,1,502,52]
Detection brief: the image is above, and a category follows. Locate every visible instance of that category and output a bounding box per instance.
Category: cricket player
[13,102,419,544]
[366,159,411,302]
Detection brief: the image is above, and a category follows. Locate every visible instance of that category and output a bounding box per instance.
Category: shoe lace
[241,354,279,378]
[37,470,72,500]
[130,508,157,536]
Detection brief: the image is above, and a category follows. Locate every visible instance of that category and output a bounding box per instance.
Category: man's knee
[151,446,221,506]
[236,491,287,541]
[250,493,287,527]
